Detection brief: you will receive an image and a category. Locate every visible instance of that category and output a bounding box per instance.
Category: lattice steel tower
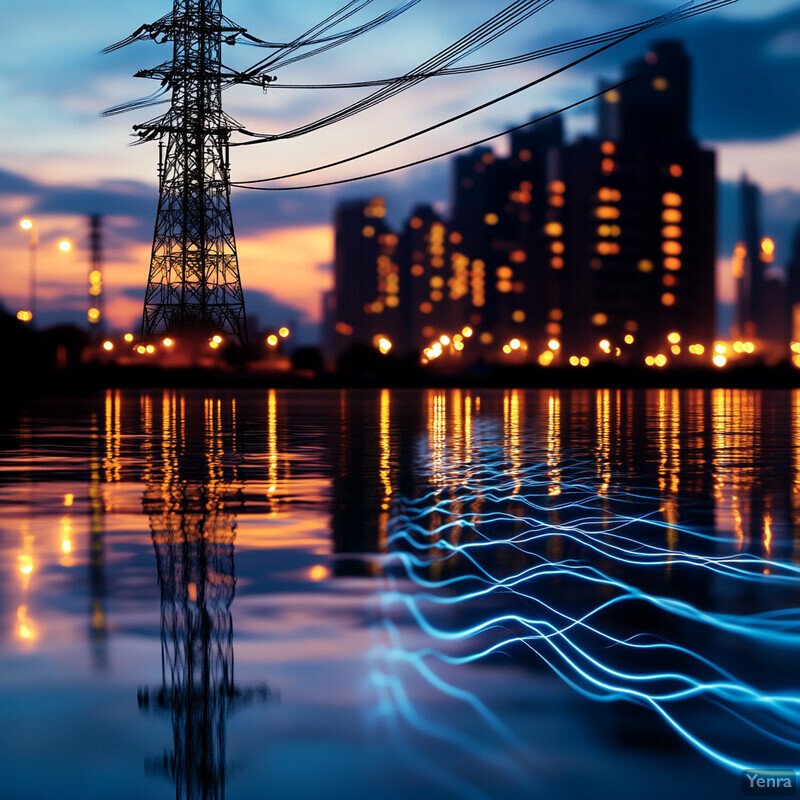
[108,1,248,344]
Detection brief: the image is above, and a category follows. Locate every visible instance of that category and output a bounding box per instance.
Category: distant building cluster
[733,174,800,366]
[323,40,719,367]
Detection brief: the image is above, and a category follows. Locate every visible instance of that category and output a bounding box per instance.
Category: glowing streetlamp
[18,218,37,324]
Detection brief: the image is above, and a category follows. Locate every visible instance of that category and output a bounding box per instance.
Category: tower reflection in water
[137,394,274,800]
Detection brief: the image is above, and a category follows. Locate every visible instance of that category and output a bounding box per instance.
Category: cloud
[715,131,800,192]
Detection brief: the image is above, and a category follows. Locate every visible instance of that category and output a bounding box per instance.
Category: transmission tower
[112,1,249,344]
[139,427,274,798]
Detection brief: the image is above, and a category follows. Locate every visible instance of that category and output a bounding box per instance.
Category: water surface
[1,389,799,800]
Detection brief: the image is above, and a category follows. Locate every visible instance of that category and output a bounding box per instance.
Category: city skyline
[1,0,799,342]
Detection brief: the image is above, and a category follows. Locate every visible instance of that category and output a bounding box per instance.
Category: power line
[258,0,734,91]
[233,0,557,144]
[232,4,680,186]
[231,78,636,192]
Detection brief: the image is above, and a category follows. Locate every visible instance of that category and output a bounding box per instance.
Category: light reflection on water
[1,389,799,800]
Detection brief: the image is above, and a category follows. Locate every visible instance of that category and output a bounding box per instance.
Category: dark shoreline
[9,362,800,401]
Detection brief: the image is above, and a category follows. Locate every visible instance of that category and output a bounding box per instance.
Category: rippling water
[1,389,798,800]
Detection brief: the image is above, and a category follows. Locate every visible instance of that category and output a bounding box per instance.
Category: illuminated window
[551,241,565,254]
[652,77,669,91]
[512,310,526,323]
[598,188,621,202]
[661,292,676,307]
[409,217,423,230]
[519,149,532,162]
[484,213,499,226]
[411,264,424,277]
[638,259,654,273]
[549,195,565,208]
[592,312,608,326]
[662,209,682,223]
[420,302,433,314]
[601,141,616,155]
[662,241,683,256]
[605,89,620,104]
[548,180,566,194]
[449,232,462,245]
[664,257,682,271]
[549,308,563,321]
[496,280,513,293]
[543,222,563,238]
[430,276,444,288]
[362,226,375,238]
[496,266,513,280]
[510,249,527,263]
[669,164,683,178]
[662,192,682,207]
[550,257,564,269]
[663,274,677,287]
[601,158,615,174]
[662,225,683,239]
[595,206,621,220]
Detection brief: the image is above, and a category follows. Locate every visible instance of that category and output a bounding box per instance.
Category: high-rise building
[327,198,399,359]
[325,41,717,369]
[787,222,800,346]
[599,40,691,145]
[450,116,563,356]
[734,175,763,339]
[397,205,453,354]
[547,40,716,363]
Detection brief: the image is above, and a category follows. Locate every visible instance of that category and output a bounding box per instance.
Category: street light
[18,218,37,324]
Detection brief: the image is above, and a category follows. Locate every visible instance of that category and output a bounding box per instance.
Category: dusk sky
[2,0,800,340]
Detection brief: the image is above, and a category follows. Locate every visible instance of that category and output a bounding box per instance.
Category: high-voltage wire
[246,0,420,73]
[231,79,633,192]
[104,0,421,119]
[262,0,735,90]
[231,4,668,187]
[231,0,732,189]
[233,0,558,144]
[236,0,380,78]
